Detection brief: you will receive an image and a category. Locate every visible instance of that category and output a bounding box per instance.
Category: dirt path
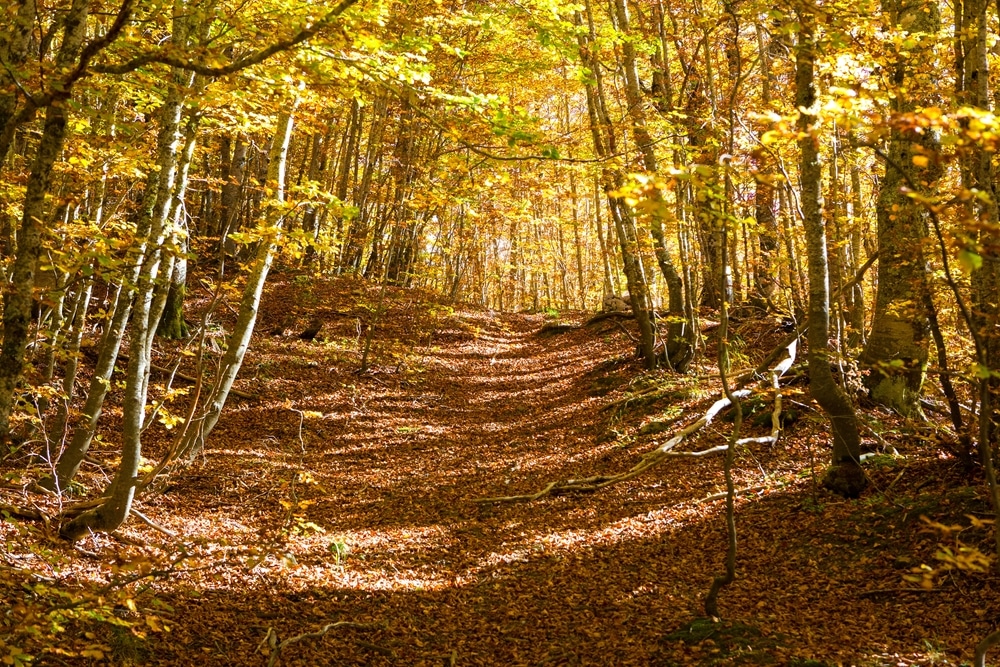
[149,288,732,666]
[45,279,996,666]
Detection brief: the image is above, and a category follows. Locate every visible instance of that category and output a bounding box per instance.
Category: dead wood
[130,508,178,538]
[0,501,45,521]
[260,621,384,667]
[735,251,877,389]
[474,390,750,502]
[537,322,577,336]
[584,311,634,326]
[297,318,324,341]
[474,336,798,503]
[698,485,769,503]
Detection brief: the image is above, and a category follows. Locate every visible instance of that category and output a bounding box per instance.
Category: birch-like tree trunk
[795,5,866,497]
[175,103,298,462]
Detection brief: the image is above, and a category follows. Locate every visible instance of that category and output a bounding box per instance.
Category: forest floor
[2,274,999,666]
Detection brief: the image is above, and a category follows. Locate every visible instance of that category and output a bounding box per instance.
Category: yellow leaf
[912,155,929,167]
[146,615,167,632]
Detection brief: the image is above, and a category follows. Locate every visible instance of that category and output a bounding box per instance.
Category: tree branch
[92,0,360,76]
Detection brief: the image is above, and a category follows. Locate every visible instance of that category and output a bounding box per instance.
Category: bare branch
[92,0,360,76]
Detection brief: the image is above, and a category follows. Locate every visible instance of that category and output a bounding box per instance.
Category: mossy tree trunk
[859,0,940,417]
[0,0,91,449]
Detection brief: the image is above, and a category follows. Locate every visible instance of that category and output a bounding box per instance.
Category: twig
[263,621,381,667]
[858,587,938,598]
[129,508,178,538]
[117,353,258,401]
[698,485,769,503]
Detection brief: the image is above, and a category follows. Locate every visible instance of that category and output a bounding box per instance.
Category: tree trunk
[576,0,657,368]
[176,103,298,462]
[0,0,38,167]
[61,12,197,533]
[795,6,866,498]
[611,0,692,371]
[859,0,940,417]
[157,108,203,340]
[0,0,91,449]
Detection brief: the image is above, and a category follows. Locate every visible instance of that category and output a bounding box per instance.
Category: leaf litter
[0,275,997,666]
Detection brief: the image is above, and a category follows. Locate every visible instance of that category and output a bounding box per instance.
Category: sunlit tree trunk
[158,107,203,339]
[576,0,657,368]
[795,5,866,497]
[611,0,692,370]
[176,103,297,462]
[859,0,940,417]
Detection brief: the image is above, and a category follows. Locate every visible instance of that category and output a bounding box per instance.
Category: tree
[859,0,940,417]
[795,3,865,498]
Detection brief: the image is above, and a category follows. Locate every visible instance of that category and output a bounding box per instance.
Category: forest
[1,0,1000,664]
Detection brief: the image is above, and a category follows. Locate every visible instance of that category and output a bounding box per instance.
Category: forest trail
[3,278,992,666]
[122,278,987,667]
[158,282,712,666]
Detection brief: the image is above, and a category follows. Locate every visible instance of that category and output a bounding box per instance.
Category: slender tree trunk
[175,103,298,462]
[795,5,866,497]
[0,0,91,449]
[158,108,202,339]
[61,4,197,533]
[576,0,657,368]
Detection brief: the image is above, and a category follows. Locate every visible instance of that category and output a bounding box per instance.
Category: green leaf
[958,249,983,272]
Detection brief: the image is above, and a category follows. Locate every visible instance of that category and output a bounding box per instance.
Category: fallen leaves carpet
[2,277,998,666]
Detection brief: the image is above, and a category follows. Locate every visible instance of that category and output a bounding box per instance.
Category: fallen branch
[736,252,876,389]
[474,390,749,503]
[584,311,633,326]
[130,508,178,538]
[698,485,769,503]
[474,335,799,504]
[536,322,577,336]
[0,501,45,521]
[261,621,382,667]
